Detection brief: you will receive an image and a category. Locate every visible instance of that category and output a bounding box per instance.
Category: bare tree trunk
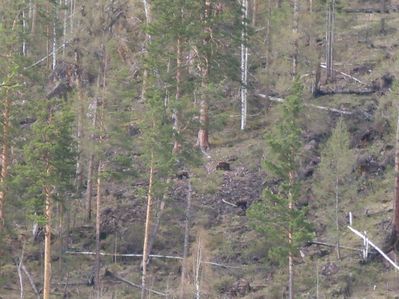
[179,179,192,299]
[95,161,102,299]
[326,0,336,81]
[335,174,341,259]
[86,77,100,222]
[52,2,58,70]
[252,0,257,26]
[145,194,166,267]
[288,172,294,299]
[86,153,95,221]
[141,152,154,299]
[17,243,25,299]
[173,36,182,153]
[75,52,85,193]
[43,183,53,299]
[194,234,202,299]
[22,9,27,56]
[31,0,37,35]
[392,109,399,241]
[292,0,299,77]
[0,97,10,229]
[141,0,152,102]
[197,97,210,151]
[196,0,212,151]
[240,0,249,131]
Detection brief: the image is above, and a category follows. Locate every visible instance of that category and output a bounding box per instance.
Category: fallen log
[257,94,353,115]
[320,63,367,85]
[343,7,397,14]
[257,94,373,120]
[308,240,361,252]
[65,250,183,260]
[347,225,399,271]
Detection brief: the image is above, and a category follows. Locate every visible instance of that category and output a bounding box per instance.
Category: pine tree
[315,118,354,259]
[248,78,313,299]
[15,99,76,299]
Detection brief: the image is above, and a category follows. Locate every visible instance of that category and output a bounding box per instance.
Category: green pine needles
[248,78,313,265]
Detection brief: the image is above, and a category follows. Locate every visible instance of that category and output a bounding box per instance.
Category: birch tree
[240,0,249,131]
[316,118,354,259]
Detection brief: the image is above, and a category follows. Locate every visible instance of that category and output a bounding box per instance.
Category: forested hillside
[2,0,399,298]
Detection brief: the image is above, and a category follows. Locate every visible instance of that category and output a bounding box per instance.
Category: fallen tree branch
[308,240,361,252]
[258,94,374,120]
[202,261,242,269]
[65,250,241,269]
[257,94,354,115]
[21,264,40,299]
[222,199,238,207]
[347,225,399,271]
[104,270,167,297]
[320,63,367,85]
[343,7,398,14]
[24,40,71,70]
[65,250,183,260]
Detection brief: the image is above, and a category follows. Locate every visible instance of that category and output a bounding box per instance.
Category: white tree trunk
[52,3,57,70]
[141,153,154,299]
[194,236,202,299]
[292,0,299,76]
[240,0,248,131]
[326,0,336,81]
[179,179,192,299]
[95,161,102,299]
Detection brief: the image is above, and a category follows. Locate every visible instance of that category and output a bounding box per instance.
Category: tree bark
[141,0,152,102]
[179,179,192,299]
[392,109,399,241]
[141,152,154,299]
[240,0,249,131]
[75,56,84,193]
[326,0,336,82]
[0,97,10,229]
[252,0,257,26]
[95,161,102,299]
[335,174,341,259]
[288,171,294,299]
[173,36,182,153]
[43,184,53,299]
[196,0,212,151]
[144,194,166,267]
[292,0,299,77]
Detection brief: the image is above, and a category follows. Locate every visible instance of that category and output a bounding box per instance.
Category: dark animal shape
[216,161,231,171]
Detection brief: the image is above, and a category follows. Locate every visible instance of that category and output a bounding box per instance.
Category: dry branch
[65,250,241,269]
[347,225,399,271]
[222,199,238,207]
[104,270,167,297]
[308,240,361,252]
[320,63,366,85]
[65,250,183,260]
[21,264,40,299]
[257,94,354,115]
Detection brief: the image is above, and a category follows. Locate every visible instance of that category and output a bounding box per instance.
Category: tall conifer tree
[248,78,312,299]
